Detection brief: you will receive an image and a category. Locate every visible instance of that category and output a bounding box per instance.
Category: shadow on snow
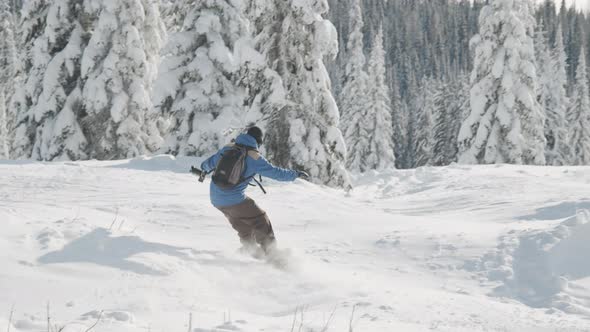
[518,200,590,221]
[38,228,197,275]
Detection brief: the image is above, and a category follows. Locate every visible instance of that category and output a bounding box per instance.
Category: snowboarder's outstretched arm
[254,156,298,182]
[201,147,307,181]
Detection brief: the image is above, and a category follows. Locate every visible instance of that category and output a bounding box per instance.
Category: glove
[296,170,310,180]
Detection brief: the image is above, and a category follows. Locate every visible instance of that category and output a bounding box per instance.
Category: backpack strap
[243,174,267,194]
[233,144,267,194]
[251,176,267,194]
[247,150,261,160]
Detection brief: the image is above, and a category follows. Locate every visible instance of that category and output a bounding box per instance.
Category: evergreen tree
[537,0,557,45]
[431,83,450,167]
[154,0,254,156]
[81,0,165,159]
[10,0,50,159]
[389,69,407,170]
[565,8,583,87]
[20,0,89,160]
[431,76,469,166]
[0,89,7,158]
[0,0,18,158]
[240,1,290,130]
[545,23,570,165]
[340,0,370,172]
[411,79,435,167]
[535,20,557,165]
[0,2,17,61]
[458,0,546,165]
[0,0,18,97]
[251,0,350,187]
[365,26,395,171]
[567,47,590,165]
[325,0,349,99]
[402,71,419,168]
[535,21,552,102]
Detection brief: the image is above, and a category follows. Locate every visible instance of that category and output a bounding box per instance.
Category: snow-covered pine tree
[402,70,419,168]
[411,78,435,167]
[567,47,590,165]
[82,0,165,159]
[431,76,469,166]
[515,0,547,165]
[10,0,50,159]
[365,26,395,171]
[456,75,472,158]
[17,0,89,161]
[0,0,18,159]
[249,0,351,187]
[154,0,253,156]
[535,20,551,103]
[340,0,370,173]
[430,82,450,167]
[458,0,546,165]
[534,20,560,165]
[545,23,570,165]
[244,0,289,161]
[0,0,18,99]
[325,0,348,100]
[235,1,292,135]
[564,7,583,90]
[0,89,7,158]
[389,69,407,170]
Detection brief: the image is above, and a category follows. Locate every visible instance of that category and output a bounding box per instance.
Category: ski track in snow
[1,158,590,331]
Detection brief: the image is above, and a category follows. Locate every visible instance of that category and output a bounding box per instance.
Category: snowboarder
[200,126,309,257]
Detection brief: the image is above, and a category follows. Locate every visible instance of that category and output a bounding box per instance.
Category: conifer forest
[1,0,590,187]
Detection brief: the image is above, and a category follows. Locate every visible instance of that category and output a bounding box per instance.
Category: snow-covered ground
[1,157,590,332]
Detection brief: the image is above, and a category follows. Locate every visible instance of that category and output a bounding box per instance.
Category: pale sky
[548,0,590,11]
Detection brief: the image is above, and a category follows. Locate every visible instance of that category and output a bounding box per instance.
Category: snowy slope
[1,157,590,332]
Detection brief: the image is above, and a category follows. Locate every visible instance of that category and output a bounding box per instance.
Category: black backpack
[211,144,267,193]
[212,145,249,188]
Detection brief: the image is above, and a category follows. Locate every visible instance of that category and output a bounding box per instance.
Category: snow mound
[0,159,40,166]
[519,200,590,220]
[108,154,202,173]
[473,210,590,316]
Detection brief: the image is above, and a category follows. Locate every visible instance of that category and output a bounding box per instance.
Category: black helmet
[247,126,264,146]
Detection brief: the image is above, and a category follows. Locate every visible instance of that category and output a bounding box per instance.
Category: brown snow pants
[216,197,276,251]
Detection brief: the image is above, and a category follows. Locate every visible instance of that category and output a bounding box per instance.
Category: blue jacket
[200,133,298,207]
